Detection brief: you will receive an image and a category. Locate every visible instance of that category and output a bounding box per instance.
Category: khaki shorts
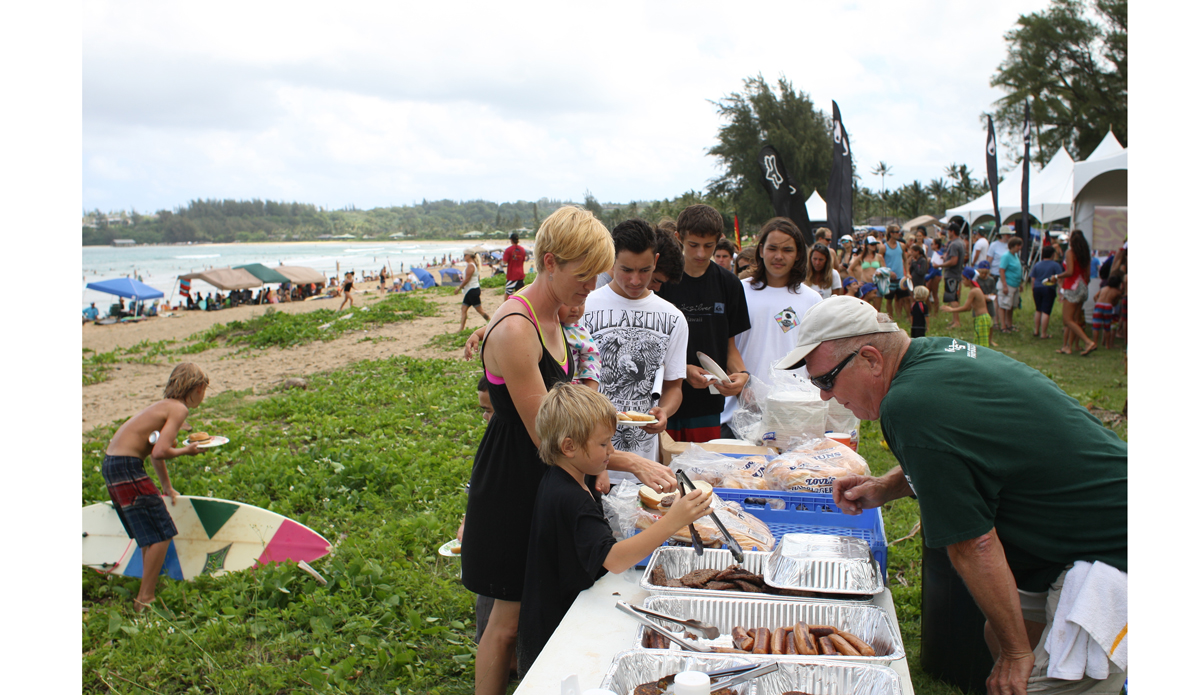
[998,285,1018,310]
[1020,569,1127,694]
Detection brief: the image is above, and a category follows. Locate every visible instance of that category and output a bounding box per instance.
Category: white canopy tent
[805,190,828,224]
[944,167,1028,225]
[1072,132,1127,253]
[1071,131,1127,313]
[943,146,1075,227]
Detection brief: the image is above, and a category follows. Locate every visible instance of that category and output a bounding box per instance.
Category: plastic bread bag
[759,367,828,446]
[763,435,870,494]
[602,478,646,539]
[825,396,861,449]
[632,493,776,552]
[668,443,772,490]
[728,372,769,444]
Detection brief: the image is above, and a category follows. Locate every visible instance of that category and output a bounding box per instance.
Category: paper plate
[438,539,462,558]
[617,419,660,428]
[696,351,731,384]
[195,436,230,449]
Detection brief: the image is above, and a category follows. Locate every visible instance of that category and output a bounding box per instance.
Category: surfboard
[82,495,332,581]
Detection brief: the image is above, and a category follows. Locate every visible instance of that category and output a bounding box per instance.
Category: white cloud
[83,0,1056,212]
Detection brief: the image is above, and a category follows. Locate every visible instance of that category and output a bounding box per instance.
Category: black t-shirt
[517,465,614,675]
[656,262,751,419]
[910,301,927,332]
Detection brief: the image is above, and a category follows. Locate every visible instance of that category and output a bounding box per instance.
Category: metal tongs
[616,600,711,652]
[705,662,778,692]
[676,469,744,563]
[622,601,720,639]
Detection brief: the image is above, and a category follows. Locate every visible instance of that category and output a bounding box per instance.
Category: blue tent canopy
[440,268,463,284]
[86,277,165,301]
[410,267,438,289]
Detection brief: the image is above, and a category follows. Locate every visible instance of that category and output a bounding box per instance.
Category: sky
[80,0,1057,214]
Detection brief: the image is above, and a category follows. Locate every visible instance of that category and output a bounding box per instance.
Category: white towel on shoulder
[1045,560,1128,680]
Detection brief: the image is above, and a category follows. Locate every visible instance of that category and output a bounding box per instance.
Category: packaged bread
[634,496,775,551]
[764,438,868,494]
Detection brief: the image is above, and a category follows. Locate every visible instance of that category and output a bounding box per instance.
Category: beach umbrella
[87,277,165,301]
[410,267,438,288]
[178,267,262,291]
[275,265,327,285]
[234,263,290,284]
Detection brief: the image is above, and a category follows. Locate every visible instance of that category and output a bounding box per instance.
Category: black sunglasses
[809,349,859,392]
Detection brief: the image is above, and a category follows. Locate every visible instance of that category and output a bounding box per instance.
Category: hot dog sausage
[837,630,876,657]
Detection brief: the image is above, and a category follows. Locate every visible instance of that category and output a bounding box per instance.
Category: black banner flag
[986,115,1001,236]
[1020,101,1032,264]
[825,101,853,242]
[757,145,812,243]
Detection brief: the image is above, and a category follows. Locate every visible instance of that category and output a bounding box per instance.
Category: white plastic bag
[759,367,827,445]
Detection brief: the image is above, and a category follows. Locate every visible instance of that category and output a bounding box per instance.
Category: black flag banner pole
[825,101,853,243]
[1020,100,1032,266]
[986,115,1002,239]
[757,145,813,243]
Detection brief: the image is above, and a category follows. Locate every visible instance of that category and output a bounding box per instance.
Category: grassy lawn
[81,284,1125,694]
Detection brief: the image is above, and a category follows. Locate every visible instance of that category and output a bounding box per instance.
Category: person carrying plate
[101,363,212,612]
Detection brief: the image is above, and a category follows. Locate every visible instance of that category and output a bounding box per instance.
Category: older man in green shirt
[776,296,1127,695]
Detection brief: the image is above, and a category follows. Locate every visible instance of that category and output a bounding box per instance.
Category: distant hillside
[82,198,573,246]
[82,191,742,246]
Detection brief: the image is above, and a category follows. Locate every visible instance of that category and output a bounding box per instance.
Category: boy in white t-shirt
[580,219,689,480]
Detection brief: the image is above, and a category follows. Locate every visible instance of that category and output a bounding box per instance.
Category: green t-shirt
[880,337,1127,592]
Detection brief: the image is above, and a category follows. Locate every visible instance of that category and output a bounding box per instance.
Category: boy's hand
[713,372,747,397]
[939,305,951,312]
[640,407,667,435]
[456,518,465,543]
[593,470,611,495]
[663,488,714,529]
[684,364,712,390]
[183,441,203,455]
[164,487,180,505]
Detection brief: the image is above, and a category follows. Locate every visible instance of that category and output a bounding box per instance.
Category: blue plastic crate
[628,488,888,581]
[714,488,888,580]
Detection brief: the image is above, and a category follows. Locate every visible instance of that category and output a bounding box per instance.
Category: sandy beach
[82,279,508,434]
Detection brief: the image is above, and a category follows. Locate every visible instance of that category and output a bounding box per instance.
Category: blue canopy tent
[410,267,438,289]
[86,277,164,317]
[440,268,463,285]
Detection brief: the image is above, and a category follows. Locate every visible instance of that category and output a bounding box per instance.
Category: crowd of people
[94,203,1126,695]
[451,204,1127,695]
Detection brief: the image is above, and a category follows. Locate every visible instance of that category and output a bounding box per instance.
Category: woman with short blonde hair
[463,206,673,695]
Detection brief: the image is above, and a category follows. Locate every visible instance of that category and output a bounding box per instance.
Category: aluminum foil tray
[764,534,884,596]
[750,660,903,695]
[599,650,902,695]
[634,595,903,664]
[640,547,871,602]
[598,650,760,695]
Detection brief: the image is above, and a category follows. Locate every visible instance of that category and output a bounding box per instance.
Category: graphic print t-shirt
[580,285,688,475]
[656,262,751,420]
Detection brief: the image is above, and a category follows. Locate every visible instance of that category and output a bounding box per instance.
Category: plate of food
[617,411,659,428]
[438,539,462,558]
[188,432,230,448]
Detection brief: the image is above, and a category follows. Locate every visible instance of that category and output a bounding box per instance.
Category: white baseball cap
[865,235,879,244]
[774,296,902,370]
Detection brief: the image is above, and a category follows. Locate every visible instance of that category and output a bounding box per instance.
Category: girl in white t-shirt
[803,244,842,299]
[720,217,822,435]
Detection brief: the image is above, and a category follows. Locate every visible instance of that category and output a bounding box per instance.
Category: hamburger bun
[188,432,212,444]
[622,411,656,422]
[639,480,713,510]
[617,412,633,421]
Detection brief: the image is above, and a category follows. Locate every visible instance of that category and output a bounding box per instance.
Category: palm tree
[927,178,949,216]
[871,161,894,193]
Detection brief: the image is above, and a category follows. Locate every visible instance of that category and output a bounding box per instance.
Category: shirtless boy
[102,363,210,611]
[939,266,993,348]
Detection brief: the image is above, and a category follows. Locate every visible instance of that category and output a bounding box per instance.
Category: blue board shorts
[102,455,177,547]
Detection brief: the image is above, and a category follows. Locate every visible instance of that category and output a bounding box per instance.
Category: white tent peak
[805,190,828,223]
[1085,131,1125,161]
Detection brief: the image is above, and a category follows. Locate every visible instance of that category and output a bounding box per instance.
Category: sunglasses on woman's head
[809,349,860,392]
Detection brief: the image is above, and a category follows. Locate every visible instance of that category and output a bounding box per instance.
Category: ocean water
[81,240,506,311]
